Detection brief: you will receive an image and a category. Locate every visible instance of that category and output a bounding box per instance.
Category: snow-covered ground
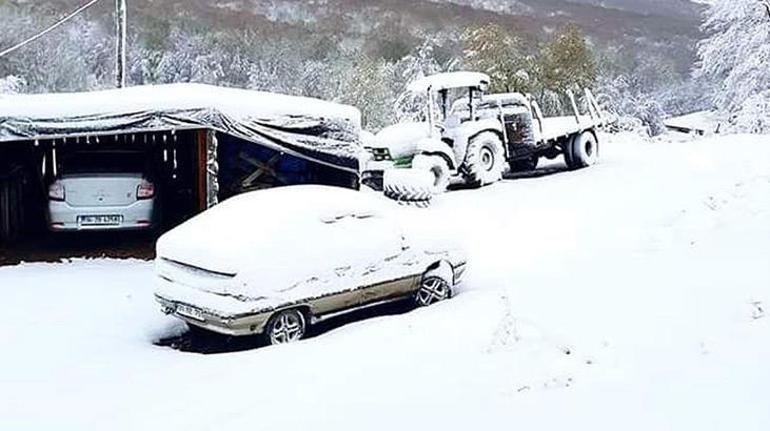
[1,132,769,430]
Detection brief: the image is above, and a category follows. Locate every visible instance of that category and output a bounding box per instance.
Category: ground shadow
[448,164,570,191]
[503,164,570,180]
[154,299,418,355]
[0,230,156,265]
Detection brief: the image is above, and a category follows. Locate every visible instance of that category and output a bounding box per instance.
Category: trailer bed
[538,115,603,143]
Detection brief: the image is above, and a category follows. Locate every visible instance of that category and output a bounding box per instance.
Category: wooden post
[195,129,219,211]
[205,129,219,209]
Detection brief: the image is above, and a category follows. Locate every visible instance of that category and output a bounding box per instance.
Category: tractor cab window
[444,87,484,122]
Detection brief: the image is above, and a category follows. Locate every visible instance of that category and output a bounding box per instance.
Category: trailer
[363,72,606,202]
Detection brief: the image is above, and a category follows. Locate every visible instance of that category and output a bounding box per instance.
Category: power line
[0,0,105,59]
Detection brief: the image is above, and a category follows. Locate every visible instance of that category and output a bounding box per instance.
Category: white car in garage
[47,151,158,231]
[154,185,466,345]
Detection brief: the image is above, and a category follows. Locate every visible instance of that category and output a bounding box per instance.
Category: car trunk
[61,175,142,207]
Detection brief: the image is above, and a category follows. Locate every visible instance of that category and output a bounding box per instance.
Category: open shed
[0,84,364,244]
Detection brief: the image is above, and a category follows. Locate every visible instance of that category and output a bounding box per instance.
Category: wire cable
[0,0,105,59]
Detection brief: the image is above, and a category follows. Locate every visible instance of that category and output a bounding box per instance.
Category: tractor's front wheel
[462,132,505,187]
[412,154,450,194]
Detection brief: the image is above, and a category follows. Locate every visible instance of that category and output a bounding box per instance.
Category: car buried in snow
[154,185,466,345]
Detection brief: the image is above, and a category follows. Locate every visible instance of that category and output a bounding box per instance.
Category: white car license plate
[176,304,205,321]
[79,215,123,226]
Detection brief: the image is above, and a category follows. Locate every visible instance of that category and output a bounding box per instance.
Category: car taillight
[48,182,65,201]
[137,180,155,200]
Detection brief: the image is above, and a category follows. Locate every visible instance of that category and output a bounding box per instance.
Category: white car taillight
[137,179,155,200]
[48,182,65,201]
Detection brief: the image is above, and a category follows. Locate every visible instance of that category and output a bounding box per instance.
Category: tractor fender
[415,137,457,170]
[445,118,504,164]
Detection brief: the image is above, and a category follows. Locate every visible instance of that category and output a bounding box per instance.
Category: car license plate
[176,304,205,321]
[78,215,123,226]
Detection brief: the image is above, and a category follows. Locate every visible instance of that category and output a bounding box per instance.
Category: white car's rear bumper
[47,199,156,231]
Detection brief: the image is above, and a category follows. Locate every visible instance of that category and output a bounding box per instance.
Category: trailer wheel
[462,132,505,187]
[565,131,599,170]
[383,169,433,206]
[412,154,450,194]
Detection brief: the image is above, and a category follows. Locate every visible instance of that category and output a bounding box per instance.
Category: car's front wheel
[415,276,452,307]
[266,309,307,345]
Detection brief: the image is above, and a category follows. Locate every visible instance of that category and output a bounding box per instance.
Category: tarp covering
[0,84,364,172]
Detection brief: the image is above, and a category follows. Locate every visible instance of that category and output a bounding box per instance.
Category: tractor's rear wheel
[462,132,505,187]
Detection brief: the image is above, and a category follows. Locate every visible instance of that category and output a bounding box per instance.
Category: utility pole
[115,0,127,88]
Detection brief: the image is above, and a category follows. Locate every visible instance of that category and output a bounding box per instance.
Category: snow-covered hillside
[1,133,769,430]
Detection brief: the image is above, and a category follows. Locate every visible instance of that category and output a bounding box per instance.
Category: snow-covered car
[154,185,466,345]
[47,151,158,232]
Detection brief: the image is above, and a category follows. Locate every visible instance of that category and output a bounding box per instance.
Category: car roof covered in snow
[155,185,394,276]
[407,72,491,93]
[203,185,387,222]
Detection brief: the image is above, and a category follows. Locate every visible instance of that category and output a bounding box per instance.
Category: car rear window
[60,152,149,175]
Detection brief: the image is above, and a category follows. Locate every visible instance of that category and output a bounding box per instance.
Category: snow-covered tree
[0,5,111,93]
[537,24,597,97]
[462,23,534,94]
[340,56,396,131]
[695,0,770,132]
[392,41,446,122]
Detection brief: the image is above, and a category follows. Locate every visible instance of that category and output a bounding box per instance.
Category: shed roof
[0,83,364,172]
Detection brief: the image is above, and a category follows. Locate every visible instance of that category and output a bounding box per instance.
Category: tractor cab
[406,72,491,135]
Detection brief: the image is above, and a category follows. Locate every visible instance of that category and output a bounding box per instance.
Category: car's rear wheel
[415,276,451,307]
[266,309,307,345]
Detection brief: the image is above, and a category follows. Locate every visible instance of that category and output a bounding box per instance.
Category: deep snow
[1,132,769,430]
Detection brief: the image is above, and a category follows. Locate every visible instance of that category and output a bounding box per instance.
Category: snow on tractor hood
[0,83,364,172]
[373,122,434,160]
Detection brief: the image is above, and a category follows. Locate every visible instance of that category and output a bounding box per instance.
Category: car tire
[565,131,599,170]
[265,309,307,345]
[411,154,450,194]
[462,132,505,187]
[415,275,452,307]
[509,156,539,172]
[383,169,433,206]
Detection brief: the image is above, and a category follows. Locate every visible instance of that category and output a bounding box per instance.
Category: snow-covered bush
[695,0,770,133]
[0,75,26,96]
[731,91,770,134]
[597,75,666,136]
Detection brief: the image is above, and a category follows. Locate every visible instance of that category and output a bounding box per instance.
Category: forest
[0,0,767,134]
